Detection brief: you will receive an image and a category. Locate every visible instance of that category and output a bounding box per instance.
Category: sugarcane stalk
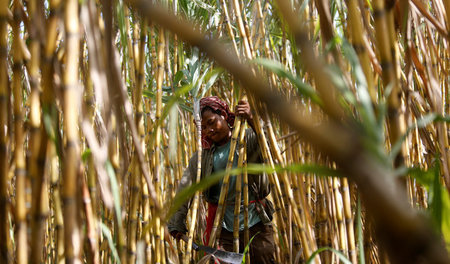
[81,165,99,264]
[12,2,28,263]
[220,0,240,57]
[137,21,150,262]
[234,0,315,255]
[233,124,246,252]
[266,126,317,260]
[184,99,202,264]
[153,24,166,264]
[49,142,64,264]
[238,0,254,56]
[372,0,407,172]
[62,0,82,262]
[332,177,348,258]
[228,1,293,258]
[316,178,331,263]
[141,176,151,262]
[345,0,376,103]
[124,6,136,88]
[255,0,279,89]
[81,46,102,264]
[42,1,62,261]
[173,0,179,75]
[242,139,250,262]
[0,0,10,262]
[127,22,145,262]
[259,2,313,256]
[110,114,128,264]
[163,29,174,203]
[264,107,318,256]
[143,97,154,261]
[231,0,253,59]
[341,177,357,264]
[286,134,305,256]
[127,156,140,263]
[247,102,290,261]
[27,1,51,263]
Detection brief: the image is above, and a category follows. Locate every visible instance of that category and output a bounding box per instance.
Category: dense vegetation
[0,0,449,263]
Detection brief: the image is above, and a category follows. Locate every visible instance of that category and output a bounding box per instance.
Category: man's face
[201,109,231,146]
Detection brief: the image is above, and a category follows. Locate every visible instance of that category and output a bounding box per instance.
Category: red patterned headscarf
[199,96,235,149]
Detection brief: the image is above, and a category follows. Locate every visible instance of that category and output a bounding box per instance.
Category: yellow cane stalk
[372,0,407,172]
[345,0,376,103]
[62,0,82,261]
[184,100,202,264]
[233,125,246,252]
[0,1,10,261]
[242,141,250,262]
[12,2,28,263]
[152,25,165,264]
[230,1,293,257]
[341,177,356,263]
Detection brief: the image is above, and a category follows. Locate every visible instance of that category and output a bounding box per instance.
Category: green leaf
[306,247,352,264]
[200,68,223,98]
[100,221,121,264]
[341,39,376,130]
[165,162,340,222]
[173,70,185,85]
[252,58,322,106]
[408,163,450,250]
[407,167,433,189]
[356,195,365,264]
[440,191,450,251]
[81,148,92,162]
[106,160,123,230]
[242,232,260,264]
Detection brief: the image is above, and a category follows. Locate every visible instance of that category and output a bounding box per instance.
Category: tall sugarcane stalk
[372,0,406,171]
[220,0,239,57]
[256,1,314,257]
[127,18,146,264]
[135,19,152,264]
[0,0,10,262]
[81,44,101,264]
[62,0,82,262]
[232,123,246,252]
[127,155,140,263]
[225,1,293,258]
[42,1,63,261]
[342,177,357,264]
[152,24,166,264]
[81,163,99,264]
[235,2,310,258]
[332,176,348,257]
[12,2,28,263]
[345,0,376,103]
[242,140,250,262]
[27,1,51,263]
[184,99,202,264]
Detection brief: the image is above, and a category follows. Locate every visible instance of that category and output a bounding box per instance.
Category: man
[168,96,276,263]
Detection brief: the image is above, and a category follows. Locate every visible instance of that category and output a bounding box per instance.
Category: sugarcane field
[2,0,450,263]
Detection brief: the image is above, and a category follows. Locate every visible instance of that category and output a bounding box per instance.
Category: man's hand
[235,100,253,122]
[235,100,255,131]
[170,230,184,241]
